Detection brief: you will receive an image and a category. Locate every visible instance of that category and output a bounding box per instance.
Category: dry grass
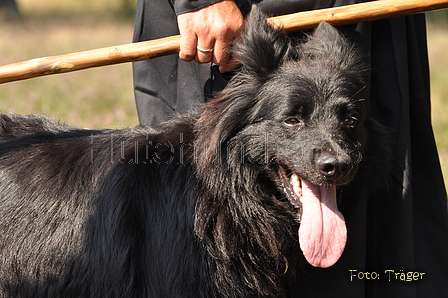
[427,22,448,189]
[0,1,137,128]
[0,2,447,187]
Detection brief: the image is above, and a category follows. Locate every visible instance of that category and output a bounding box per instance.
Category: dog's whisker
[350,85,367,101]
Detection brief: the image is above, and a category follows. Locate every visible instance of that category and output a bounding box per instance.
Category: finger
[195,43,215,63]
[218,33,244,73]
[212,40,231,66]
[212,22,244,66]
[179,32,198,62]
[218,49,241,73]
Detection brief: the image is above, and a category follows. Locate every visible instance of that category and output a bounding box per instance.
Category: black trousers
[132,1,448,297]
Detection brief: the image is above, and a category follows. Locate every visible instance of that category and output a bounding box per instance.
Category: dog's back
[0,114,108,296]
[0,114,67,139]
[0,113,212,297]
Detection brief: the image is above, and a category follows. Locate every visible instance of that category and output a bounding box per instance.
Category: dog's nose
[317,154,353,179]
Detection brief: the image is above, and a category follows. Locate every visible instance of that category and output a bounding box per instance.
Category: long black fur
[0,9,386,298]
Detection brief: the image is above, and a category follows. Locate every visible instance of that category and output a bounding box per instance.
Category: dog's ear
[236,6,297,78]
[302,21,365,72]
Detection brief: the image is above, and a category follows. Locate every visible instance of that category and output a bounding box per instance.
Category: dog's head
[196,8,374,270]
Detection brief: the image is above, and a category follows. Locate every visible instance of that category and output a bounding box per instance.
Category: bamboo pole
[1,0,448,84]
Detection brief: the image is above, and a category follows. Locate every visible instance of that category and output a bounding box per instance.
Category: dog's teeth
[290,174,302,198]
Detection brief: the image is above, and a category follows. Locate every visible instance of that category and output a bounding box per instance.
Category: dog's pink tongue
[297,180,347,268]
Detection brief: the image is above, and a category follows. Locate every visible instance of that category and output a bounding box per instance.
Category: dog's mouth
[279,166,347,268]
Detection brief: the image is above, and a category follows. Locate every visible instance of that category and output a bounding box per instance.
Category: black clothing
[132,1,448,297]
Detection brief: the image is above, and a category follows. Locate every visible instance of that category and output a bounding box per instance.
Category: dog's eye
[343,117,358,126]
[284,117,300,126]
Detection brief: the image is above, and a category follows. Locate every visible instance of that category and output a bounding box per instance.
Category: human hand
[177,0,244,73]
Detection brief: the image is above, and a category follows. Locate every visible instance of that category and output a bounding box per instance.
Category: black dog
[0,9,385,298]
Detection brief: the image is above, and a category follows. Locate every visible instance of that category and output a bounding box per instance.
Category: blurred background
[0,0,447,189]
[0,0,137,128]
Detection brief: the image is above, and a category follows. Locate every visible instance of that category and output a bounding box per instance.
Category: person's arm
[176,0,244,72]
[173,0,223,15]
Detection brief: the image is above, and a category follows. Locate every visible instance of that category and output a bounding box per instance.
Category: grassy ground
[0,1,137,128]
[0,2,447,188]
[427,22,448,189]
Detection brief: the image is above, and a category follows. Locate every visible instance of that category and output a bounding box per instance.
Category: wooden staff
[1,0,448,84]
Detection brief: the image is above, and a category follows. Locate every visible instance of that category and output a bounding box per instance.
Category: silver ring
[196,46,213,54]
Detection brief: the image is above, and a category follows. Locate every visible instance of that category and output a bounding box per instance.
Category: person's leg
[132,0,211,127]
